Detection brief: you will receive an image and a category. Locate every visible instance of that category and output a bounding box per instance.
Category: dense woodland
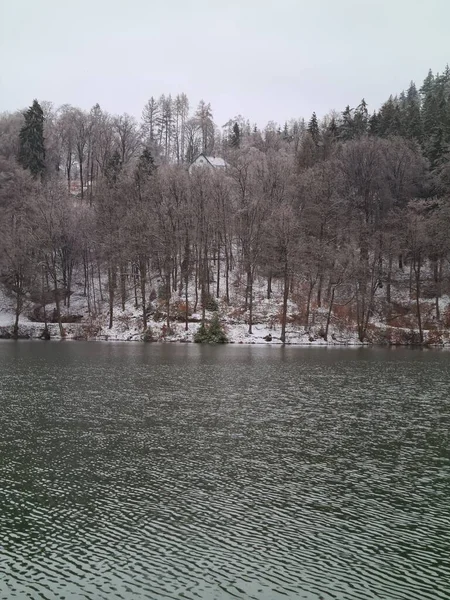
[1,66,450,343]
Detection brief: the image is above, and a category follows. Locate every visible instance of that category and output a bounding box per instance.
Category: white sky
[0,0,449,126]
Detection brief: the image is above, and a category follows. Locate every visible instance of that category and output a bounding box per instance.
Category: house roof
[192,153,226,168]
[205,155,226,167]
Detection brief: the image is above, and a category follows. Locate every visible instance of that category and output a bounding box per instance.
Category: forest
[1,66,450,344]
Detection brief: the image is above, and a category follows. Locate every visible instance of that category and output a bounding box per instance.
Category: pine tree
[105,150,122,186]
[338,105,355,140]
[307,112,320,144]
[420,69,435,98]
[353,99,369,137]
[230,122,241,148]
[369,111,380,136]
[405,82,423,142]
[194,313,227,343]
[135,148,156,196]
[422,87,443,167]
[327,116,338,137]
[18,99,46,179]
[207,313,227,343]
[378,96,403,137]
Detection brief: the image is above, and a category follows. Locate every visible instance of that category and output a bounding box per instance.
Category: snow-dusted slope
[1,268,449,345]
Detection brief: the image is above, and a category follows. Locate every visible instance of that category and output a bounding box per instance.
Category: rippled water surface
[0,342,449,599]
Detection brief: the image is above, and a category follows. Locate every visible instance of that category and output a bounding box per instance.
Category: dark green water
[0,342,449,600]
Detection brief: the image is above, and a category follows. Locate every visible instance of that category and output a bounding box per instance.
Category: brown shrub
[172,300,191,321]
[426,329,444,345]
[332,303,354,324]
[228,306,246,321]
[443,306,450,328]
[116,313,133,331]
[387,314,415,328]
[74,319,101,340]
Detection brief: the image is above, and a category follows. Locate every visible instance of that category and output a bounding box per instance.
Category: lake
[0,342,449,599]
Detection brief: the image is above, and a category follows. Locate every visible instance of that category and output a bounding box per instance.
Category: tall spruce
[369,111,380,135]
[353,99,369,137]
[135,148,156,199]
[307,112,320,144]
[405,82,423,142]
[230,122,241,148]
[18,99,46,179]
[378,96,403,137]
[338,105,355,140]
[421,70,449,168]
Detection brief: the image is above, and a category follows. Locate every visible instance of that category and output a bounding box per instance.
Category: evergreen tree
[405,82,423,142]
[338,105,355,140]
[327,116,338,137]
[378,96,403,137]
[194,313,227,343]
[282,121,291,141]
[307,112,320,144]
[18,99,46,179]
[230,122,241,148]
[135,148,156,195]
[422,87,443,167]
[369,111,380,136]
[104,150,122,186]
[353,99,369,137]
[420,69,435,98]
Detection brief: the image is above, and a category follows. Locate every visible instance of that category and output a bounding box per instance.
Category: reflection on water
[0,342,449,599]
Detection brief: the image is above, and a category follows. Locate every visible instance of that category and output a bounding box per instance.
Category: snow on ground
[1,263,449,345]
[0,286,17,326]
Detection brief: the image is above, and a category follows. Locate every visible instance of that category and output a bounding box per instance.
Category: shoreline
[0,322,447,348]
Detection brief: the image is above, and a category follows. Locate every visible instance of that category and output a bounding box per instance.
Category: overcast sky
[1,0,449,127]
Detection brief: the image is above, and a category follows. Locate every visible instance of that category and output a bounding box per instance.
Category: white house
[189,154,227,174]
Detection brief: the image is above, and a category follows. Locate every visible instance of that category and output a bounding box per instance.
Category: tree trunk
[166,267,171,332]
[247,269,253,334]
[414,255,423,344]
[216,244,220,298]
[225,246,230,304]
[79,158,84,200]
[316,273,323,308]
[185,268,189,332]
[139,259,147,330]
[267,273,272,300]
[13,275,22,338]
[67,262,73,309]
[386,253,393,305]
[67,157,72,193]
[89,152,95,205]
[90,261,97,315]
[280,260,289,344]
[305,283,313,330]
[194,250,198,313]
[98,262,104,302]
[201,249,207,326]
[434,258,441,322]
[108,265,116,329]
[53,280,64,338]
[120,263,126,311]
[409,261,413,299]
[324,287,335,341]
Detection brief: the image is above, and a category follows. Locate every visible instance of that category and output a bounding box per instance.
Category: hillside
[1,256,449,346]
